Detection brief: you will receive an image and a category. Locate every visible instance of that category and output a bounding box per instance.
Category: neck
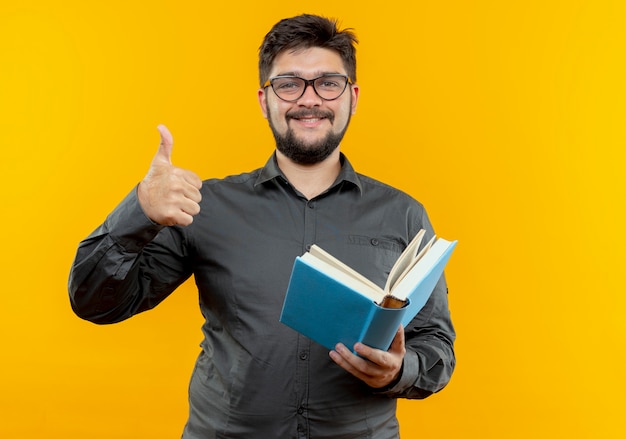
[276,149,342,200]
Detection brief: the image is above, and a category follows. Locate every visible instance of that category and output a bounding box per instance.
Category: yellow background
[2,1,625,437]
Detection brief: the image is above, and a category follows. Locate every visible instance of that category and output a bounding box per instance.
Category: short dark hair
[258,14,358,87]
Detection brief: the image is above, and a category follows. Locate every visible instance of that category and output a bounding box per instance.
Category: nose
[296,82,323,106]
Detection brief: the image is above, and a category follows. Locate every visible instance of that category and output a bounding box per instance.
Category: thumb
[155,124,174,164]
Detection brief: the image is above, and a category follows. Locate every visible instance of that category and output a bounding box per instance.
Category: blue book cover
[279,233,457,351]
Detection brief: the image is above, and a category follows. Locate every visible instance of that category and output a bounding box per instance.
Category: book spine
[358,302,408,351]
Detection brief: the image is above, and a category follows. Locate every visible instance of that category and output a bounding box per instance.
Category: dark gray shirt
[69,154,455,439]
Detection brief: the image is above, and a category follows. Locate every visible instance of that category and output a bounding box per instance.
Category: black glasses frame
[263,74,352,102]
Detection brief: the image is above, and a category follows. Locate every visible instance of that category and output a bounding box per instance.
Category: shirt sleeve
[68,187,193,324]
[381,276,456,399]
[375,210,457,399]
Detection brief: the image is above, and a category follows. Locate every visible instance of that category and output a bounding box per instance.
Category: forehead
[270,47,346,77]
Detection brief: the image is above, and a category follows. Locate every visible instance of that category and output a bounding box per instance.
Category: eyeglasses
[263,74,352,102]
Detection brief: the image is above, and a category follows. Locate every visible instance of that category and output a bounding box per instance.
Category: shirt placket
[295,197,318,438]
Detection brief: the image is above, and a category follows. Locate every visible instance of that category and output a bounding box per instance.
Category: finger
[158,199,199,227]
[330,344,375,382]
[170,211,195,227]
[171,168,202,199]
[353,327,404,367]
[180,197,201,217]
[353,342,376,362]
[155,124,174,165]
[330,344,357,369]
[180,168,203,190]
[388,325,406,354]
[181,183,202,204]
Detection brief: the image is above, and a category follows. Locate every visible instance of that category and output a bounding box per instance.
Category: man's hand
[137,125,203,226]
[329,326,406,389]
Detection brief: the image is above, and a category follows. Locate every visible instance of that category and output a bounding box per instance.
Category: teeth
[299,118,320,123]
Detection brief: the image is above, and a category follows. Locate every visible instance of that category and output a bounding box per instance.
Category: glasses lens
[313,75,349,100]
[271,77,306,101]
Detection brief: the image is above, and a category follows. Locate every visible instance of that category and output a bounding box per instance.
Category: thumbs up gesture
[137,125,203,226]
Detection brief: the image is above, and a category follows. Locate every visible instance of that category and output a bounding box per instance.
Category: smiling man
[69,14,456,439]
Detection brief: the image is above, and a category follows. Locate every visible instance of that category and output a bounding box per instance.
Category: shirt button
[371,238,379,246]
[297,407,304,414]
[307,201,315,209]
[299,351,308,360]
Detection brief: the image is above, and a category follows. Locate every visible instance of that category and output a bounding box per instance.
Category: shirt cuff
[374,349,419,395]
[105,186,164,252]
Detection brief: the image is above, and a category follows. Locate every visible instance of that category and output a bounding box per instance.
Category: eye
[273,78,303,92]
[318,79,341,89]
[316,76,348,91]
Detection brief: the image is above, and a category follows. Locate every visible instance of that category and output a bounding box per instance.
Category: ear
[258,88,268,119]
[350,84,360,115]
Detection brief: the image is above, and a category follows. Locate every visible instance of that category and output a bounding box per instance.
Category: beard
[267,106,351,165]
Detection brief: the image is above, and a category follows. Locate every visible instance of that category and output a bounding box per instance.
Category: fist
[137,125,203,226]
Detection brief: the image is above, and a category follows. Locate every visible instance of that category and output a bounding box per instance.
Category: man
[69,14,455,439]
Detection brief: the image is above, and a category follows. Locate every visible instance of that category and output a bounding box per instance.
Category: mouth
[294,117,325,124]
[287,110,333,126]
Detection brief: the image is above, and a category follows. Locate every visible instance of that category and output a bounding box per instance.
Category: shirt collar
[254,152,363,195]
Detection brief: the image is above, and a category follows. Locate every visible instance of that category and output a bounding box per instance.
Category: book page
[307,245,384,297]
[391,237,451,301]
[301,250,384,303]
[384,229,426,293]
[388,234,436,294]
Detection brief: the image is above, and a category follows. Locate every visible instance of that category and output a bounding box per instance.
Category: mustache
[286,108,334,123]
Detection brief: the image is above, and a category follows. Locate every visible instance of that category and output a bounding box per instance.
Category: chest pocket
[340,235,404,289]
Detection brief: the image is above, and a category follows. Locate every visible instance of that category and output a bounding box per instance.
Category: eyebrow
[273,71,344,78]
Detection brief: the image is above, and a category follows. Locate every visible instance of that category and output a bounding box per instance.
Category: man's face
[258,47,359,164]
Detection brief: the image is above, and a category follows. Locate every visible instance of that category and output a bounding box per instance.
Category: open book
[279,230,457,351]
